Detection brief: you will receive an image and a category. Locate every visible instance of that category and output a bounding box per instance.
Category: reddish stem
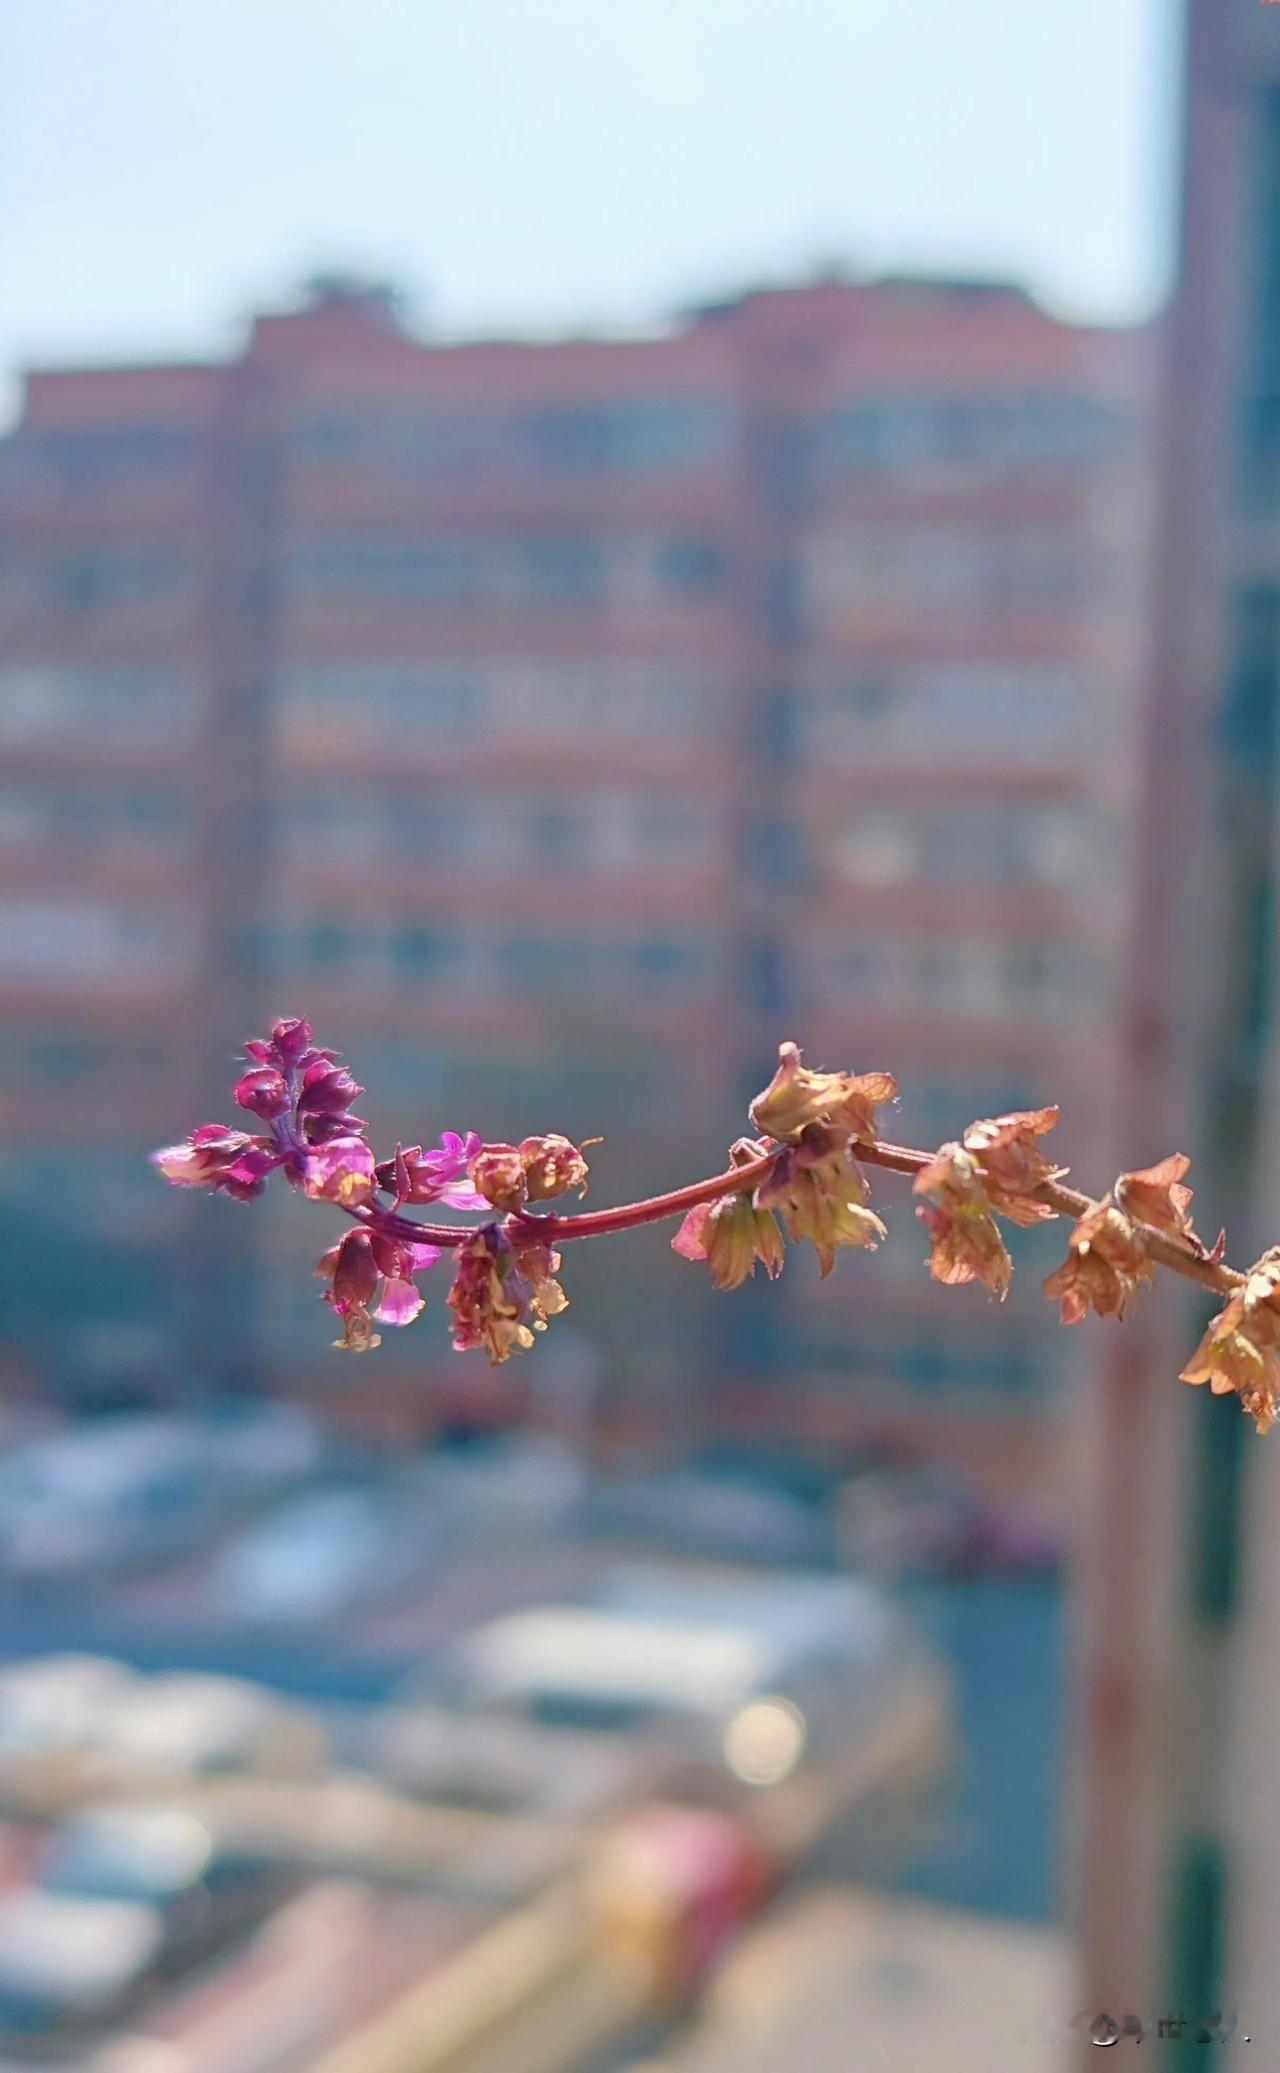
[508,1148,777,1245]
[346,1136,1246,1301]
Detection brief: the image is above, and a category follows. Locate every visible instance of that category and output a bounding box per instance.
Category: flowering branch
[152,1020,1277,1433]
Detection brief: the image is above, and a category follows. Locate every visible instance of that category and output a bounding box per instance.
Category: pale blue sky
[2,0,1175,408]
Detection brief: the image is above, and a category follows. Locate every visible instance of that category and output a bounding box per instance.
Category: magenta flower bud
[233,1067,290,1120]
[151,1125,280,1201]
[152,1125,252,1187]
[303,1110,369,1145]
[297,1061,364,1115]
[270,1017,314,1065]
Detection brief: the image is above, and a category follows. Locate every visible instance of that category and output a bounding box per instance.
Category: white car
[416,1565,952,1820]
[0,1657,139,1810]
[0,1657,137,1760]
[211,1478,456,1627]
[93,1675,327,1780]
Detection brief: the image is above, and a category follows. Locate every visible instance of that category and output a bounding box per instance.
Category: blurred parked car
[196,1403,326,1497]
[374,1705,660,1820]
[573,1470,835,1568]
[210,1475,459,1628]
[0,1658,139,1813]
[419,1436,585,1544]
[0,1417,248,1584]
[837,1468,1061,1581]
[92,1674,327,1780]
[0,1805,288,2051]
[405,1564,951,1835]
[0,1667,324,1815]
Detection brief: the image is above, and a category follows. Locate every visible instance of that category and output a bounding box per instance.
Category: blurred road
[618,1883,1069,2073]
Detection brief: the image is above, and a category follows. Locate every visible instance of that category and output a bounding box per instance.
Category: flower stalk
[152,1022,1268,1430]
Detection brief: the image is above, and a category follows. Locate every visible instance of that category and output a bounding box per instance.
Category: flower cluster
[749,1041,897,1145]
[912,1107,1062,1299]
[1181,1250,1280,1435]
[1043,1156,1211,1325]
[151,1020,1280,1431]
[447,1227,569,1363]
[468,1135,593,1213]
[316,1226,443,1352]
[153,1017,370,1203]
[672,1047,894,1289]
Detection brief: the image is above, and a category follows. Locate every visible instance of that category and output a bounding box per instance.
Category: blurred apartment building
[0,272,1151,1481]
[1072,0,1280,2052]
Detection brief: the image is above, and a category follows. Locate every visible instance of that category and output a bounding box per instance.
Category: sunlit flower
[150,1125,280,1202]
[447,1225,567,1364]
[1181,1249,1280,1433]
[519,1134,593,1204]
[1042,1201,1153,1323]
[302,1137,377,1207]
[316,1225,441,1348]
[961,1108,1064,1225]
[672,1192,786,1291]
[912,1145,1012,1298]
[1114,1153,1212,1254]
[510,1238,569,1322]
[317,1229,382,1352]
[375,1133,488,1210]
[754,1124,885,1276]
[749,1041,897,1145]
[467,1133,595,1212]
[248,1016,319,1069]
[468,1144,530,1214]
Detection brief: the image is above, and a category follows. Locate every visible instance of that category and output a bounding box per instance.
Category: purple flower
[317,1224,441,1348]
[376,1132,488,1210]
[302,1137,377,1207]
[151,1125,281,1202]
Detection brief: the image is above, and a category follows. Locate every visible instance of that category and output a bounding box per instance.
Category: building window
[819,389,1124,480]
[35,548,191,616]
[831,805,1093,890]
[0,900,191,983]
[305,920,351,970]
[797,660,1088,764]
[11,424,198,493]
[392,926,452,984]
[655,540,726,597]
[520,540,605,606]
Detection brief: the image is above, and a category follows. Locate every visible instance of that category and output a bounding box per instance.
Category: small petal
[375,1276,426,1327]
[1115,1154,1203,1249]
[672,1202,713,1262]
[749,1042,896,1144]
